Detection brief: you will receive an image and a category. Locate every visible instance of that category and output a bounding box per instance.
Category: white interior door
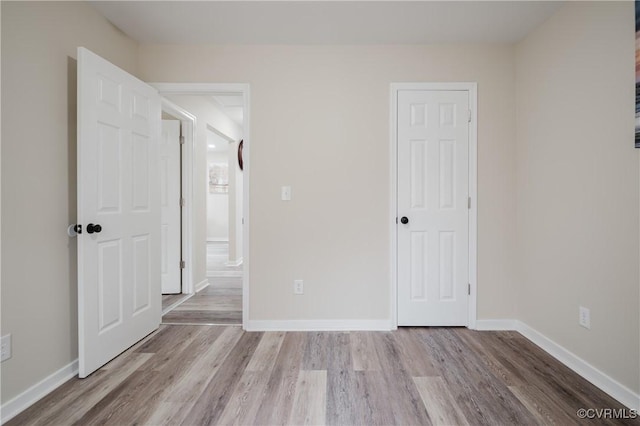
[397,89,469,326]
[160,120,182,294]
[77,47,161,377]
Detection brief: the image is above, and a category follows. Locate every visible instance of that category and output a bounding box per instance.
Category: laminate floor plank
[352,371,396,426]
[138,326,207,372]
[71,369,162,425]
[7,354,152,426]
[288,370,327,426]
[413,376,469,426]
[142,402,185,426]
[509,385,581,426]
[162,309,242,324]
[215,371,271,426]
[73,327,217,425]
[134,324,198,354]
[350,331,382,371]
[9,326,638,426]
[506,333,627,412]
[164,326,244,404]
[182,331,262,425]
[301,331,329,371]
[391,328,438,377]
[161,293,186,311]
[371,332,433,426]
[253,332,306,425]
[172,295,241,311]
[455,328,528,387]
[479,331,632,425]
[246,331,286,372]
[418,328,533,425]
[326,332,358,426]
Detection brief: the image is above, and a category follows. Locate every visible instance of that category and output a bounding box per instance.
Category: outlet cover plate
[1,334,12,362]
[579,306,591,329]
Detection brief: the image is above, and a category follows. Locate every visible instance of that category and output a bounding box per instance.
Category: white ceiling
[90,1,563,45]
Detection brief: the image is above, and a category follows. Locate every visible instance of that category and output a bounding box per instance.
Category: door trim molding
[151,83,251,330]
[389,82,478,329]
[160,98,196,296]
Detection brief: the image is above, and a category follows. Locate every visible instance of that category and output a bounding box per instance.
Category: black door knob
[400,216,409,224]
[87,223,102,234]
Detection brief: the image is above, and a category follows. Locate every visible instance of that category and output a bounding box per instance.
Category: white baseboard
[225,257,243,267]
[475,319,517,330]
[194,279,210,293]
[514,321,640,411]
[245,319,392,332]
[1,359,78,424]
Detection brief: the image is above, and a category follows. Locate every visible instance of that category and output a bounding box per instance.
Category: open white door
[160,120,182,294]
[397,89,469,326]
[77,47,161,377]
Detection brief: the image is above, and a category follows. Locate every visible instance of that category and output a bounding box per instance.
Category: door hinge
[468,109,472,123]
[179,135,185,145]
[468,197,471,210]
[468,283,471,295]
[180,197,186,207]
[180,260,186,269]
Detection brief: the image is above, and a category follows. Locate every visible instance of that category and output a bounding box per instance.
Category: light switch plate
[281,186,292,201]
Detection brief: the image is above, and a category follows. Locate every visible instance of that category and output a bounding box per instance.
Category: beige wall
[1,1,139,403]
[515,2,639,392]
[139,44,518,321]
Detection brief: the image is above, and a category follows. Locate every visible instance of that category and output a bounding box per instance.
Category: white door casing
[77,47,161,377]
[397,89,470,326]
[160,120,182,294]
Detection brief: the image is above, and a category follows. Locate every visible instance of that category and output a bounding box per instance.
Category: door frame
[160,98,196,295]
[389,82,478,330]
[151,83,250,328]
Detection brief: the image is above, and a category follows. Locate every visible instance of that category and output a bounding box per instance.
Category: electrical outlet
[294,280,304,295]
[1,334,12,362]
[579,306,591,329]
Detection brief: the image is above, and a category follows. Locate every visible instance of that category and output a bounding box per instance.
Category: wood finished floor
[162,293,188,312]
[8,326,636,426]
[162,277,242,325]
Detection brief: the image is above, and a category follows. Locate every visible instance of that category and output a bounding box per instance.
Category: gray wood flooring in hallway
[162,277,242,325]
[7,327,636,426]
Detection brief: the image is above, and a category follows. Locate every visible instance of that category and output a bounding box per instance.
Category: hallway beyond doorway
[207,241,242,277]
[162,242,242,325]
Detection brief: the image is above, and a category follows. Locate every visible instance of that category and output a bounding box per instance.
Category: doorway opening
[153,84,250,327]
